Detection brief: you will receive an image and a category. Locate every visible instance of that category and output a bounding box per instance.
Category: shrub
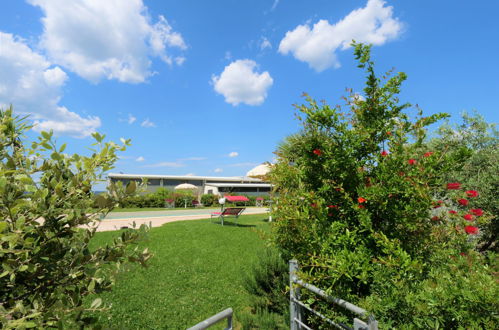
[242,248,289,329]
[268,44,497,327]
[201,194,217,206]
[0,107,151,328]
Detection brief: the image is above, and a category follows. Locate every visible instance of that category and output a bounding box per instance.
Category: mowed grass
[88,214,270,329]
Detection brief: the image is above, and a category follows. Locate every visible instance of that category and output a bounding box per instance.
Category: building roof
[107,173,265,183]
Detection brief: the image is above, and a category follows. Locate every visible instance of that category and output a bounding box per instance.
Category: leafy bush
[267,44,497,327]
[242,248,289,329]
[0,107,151,328]
[428,112,498,252]
[201,194,217,206]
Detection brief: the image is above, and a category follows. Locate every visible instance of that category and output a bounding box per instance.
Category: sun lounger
[211,207,245,226]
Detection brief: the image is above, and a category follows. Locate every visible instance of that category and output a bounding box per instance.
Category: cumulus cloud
[229,152,239,158]
[212,59,273,106]
[136,156,145,162]
[278,0,403,72]
[214,168,223,173]
[0,32,100,138]
[28,0,186,83]
[141,118,156,127]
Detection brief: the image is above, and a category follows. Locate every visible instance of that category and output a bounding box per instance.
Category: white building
[107,173,272,196]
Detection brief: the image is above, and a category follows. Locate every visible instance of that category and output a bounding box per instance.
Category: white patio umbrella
[174,183,198,208]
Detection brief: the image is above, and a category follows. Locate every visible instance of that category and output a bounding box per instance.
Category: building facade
[107,173,272,196]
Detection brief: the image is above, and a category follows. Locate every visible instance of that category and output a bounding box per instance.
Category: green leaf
[126,180,136,194]
[90,298,102,309]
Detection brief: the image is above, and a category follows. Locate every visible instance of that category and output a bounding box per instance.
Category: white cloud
[128,114,137,124]
[143,161,184,168]
[28,0,186,83]
[278,0,403,72]
[136,156,145,162]
[214,168,223,173]
[0,32,100,138]
[212,59,273,106]
[184,173,195,176]
[229,152,239,158]
[260,37,272,50]
[141,118,156,127]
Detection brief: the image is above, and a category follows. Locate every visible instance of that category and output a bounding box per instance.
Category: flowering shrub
[269,44,497,327]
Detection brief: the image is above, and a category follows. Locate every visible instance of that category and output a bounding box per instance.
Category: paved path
[91,207,269,232]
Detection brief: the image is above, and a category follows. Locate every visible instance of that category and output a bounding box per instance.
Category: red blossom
[458,198,469,206]
[464,226,479,235]
[386,131,392,136]
[424,152,434,157]
[463,214,474,221]
[311,203,318,208]
[313,149,322,156]
[381,150,389,157]
[433,200,444,208]
[327,205,338,209]
[357,197,367,203]
[431,216,440,221]
[448,210,457,215]
[459,252,467,257]
[447,182,461,190]
[358,204,365,209]
[408,159,416,165]
[470,208,483,216]
[466,190,479,198]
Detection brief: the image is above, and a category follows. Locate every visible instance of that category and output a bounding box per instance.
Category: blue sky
[1,0,498,188]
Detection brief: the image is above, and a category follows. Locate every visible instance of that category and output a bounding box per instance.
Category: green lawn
[88,214,270,329]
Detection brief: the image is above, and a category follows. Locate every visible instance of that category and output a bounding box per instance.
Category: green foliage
[268,44,497,327]
[429,112,498,252]
[242,248,289,329]
[200,193,218,206]
[0,107,151,328]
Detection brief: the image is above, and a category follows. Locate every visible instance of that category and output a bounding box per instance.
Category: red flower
[448,210,457,215]
[358,204,365,209]
[470,208,483,216]
[311,203,318,208]
[327,205,338,209]
[313,149,322,156]
[431,216,440,221]
[381,150,389,157]
[458,198,469,206]
[466,190,479,198]
[463,214,474,221]
[447,182,461,190]
[433,200,444,208]
[424,152,434,157]
[459,252,466,257]
[358,197,367,203]
[408,159,416,165]
[464,226,479,235]
[386,131,392,136]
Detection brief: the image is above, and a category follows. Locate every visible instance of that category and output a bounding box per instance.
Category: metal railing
[187,308,233,330]
[290,260,378,330]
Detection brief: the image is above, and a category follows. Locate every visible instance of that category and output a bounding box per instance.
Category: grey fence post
[289,259,300,330]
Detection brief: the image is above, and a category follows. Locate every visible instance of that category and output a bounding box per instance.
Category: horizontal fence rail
[290,260,378,330]
[187,308,233,330]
